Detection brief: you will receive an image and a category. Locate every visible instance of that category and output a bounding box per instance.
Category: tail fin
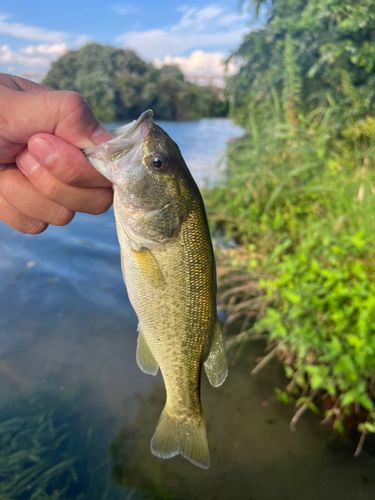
[150,407,210,469]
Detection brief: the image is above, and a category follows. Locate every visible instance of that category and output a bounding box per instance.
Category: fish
[84,110,228,469]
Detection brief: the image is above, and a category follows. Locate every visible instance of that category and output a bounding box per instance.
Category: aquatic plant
[0,391,121,500]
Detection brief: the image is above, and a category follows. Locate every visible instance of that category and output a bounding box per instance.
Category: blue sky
[0,1,254,77]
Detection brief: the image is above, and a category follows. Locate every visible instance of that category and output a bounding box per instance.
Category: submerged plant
[0,391,120,500]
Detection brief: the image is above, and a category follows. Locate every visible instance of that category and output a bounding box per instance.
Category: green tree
[43,50,79,92]
[230,0,375,130]
[43,43,227,121]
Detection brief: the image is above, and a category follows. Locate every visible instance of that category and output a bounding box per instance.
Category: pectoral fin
[204,319,228,387]
[136,325,159,376]
[131,247,164,286]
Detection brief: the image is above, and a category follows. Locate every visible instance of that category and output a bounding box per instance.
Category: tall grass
[206,47,375,451]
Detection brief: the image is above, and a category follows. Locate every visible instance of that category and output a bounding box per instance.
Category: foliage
[259,231,375,433]
[207,4,375,442]
[43,43,226,122]
[229,0,375,133]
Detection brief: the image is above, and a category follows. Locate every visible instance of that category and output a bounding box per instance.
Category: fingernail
[90,123,113,146]
[16,150,40,176]
[29,138,56,165]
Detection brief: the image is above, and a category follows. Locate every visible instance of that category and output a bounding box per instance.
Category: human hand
[0,73,114,234]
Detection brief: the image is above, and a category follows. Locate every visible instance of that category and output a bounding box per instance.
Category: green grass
[205,97,375,451]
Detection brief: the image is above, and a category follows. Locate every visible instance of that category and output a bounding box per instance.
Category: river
[0,117,374,499]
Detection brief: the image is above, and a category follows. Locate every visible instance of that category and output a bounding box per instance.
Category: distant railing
[185,75,225,96]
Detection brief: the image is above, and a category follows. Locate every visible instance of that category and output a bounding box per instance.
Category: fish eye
[150,153,169,172]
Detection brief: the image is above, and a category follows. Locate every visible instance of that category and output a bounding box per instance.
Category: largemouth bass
[84,110,228,469]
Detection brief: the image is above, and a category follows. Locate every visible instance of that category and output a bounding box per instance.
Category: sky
[0,1,254,78]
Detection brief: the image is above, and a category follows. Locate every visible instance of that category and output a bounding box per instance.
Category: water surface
[0,118,374,499]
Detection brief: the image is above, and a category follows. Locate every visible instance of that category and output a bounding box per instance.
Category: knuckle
[58,91,91,125]
[50,207,75,226]
[0,193,9,213]
[56,91,98,141]
[0,170,18,197]
[51,89,97,146]
[61,164,82,186]
[42,176,60,200]
[90,190,113,215]
[0,191,48,235]
[23,220,48,235]
[60,91,87,114]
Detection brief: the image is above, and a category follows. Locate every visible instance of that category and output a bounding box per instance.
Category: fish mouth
[84,109,154,157]
[83,110,155,182]
[112,109,154,140]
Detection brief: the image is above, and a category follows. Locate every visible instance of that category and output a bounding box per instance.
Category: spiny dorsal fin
[136,324,159,376]
[204,319,228,387]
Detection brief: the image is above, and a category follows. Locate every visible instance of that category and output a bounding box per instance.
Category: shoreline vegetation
[205,0,375,451]
[42,43,227,122]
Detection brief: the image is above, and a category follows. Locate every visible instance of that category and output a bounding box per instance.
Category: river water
[0,118,374,499]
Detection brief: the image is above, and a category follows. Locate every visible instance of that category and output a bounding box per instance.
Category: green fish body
[84,110,228,468]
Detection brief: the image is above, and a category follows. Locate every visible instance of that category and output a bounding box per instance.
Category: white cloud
[0,45,12,63]
[154,50,229,76]
[117,29,245,59]
[111,4,139,15]
[19,44,69,55]
[218,13,246,26]
[115,4,249,59]
[0,43,68,69]
[0,14,85,45]
[174,6,223,31]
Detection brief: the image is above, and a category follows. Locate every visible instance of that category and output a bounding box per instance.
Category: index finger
[28,133,112,188]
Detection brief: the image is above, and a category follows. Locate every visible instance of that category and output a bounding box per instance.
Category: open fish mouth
[83,110,155,182]
[111,109,154,141]
[84,109,154,158]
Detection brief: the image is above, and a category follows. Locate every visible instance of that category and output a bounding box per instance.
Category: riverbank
[205,106,375,449]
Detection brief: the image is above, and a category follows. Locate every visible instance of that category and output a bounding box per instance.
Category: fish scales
[118,194,214,415]
[84,110,228,469]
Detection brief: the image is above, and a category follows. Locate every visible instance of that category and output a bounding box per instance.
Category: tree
[43,50,79,93]
[43,43,227,121]
[229,0,375,129]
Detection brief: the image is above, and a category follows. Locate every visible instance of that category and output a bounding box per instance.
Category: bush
[258,230,375,434]
[206,30,375,444]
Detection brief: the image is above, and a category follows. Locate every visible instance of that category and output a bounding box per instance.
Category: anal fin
[136,325,159,376]
[204,319,228,387]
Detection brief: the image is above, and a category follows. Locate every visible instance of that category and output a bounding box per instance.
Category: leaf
[346,334,364,349]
